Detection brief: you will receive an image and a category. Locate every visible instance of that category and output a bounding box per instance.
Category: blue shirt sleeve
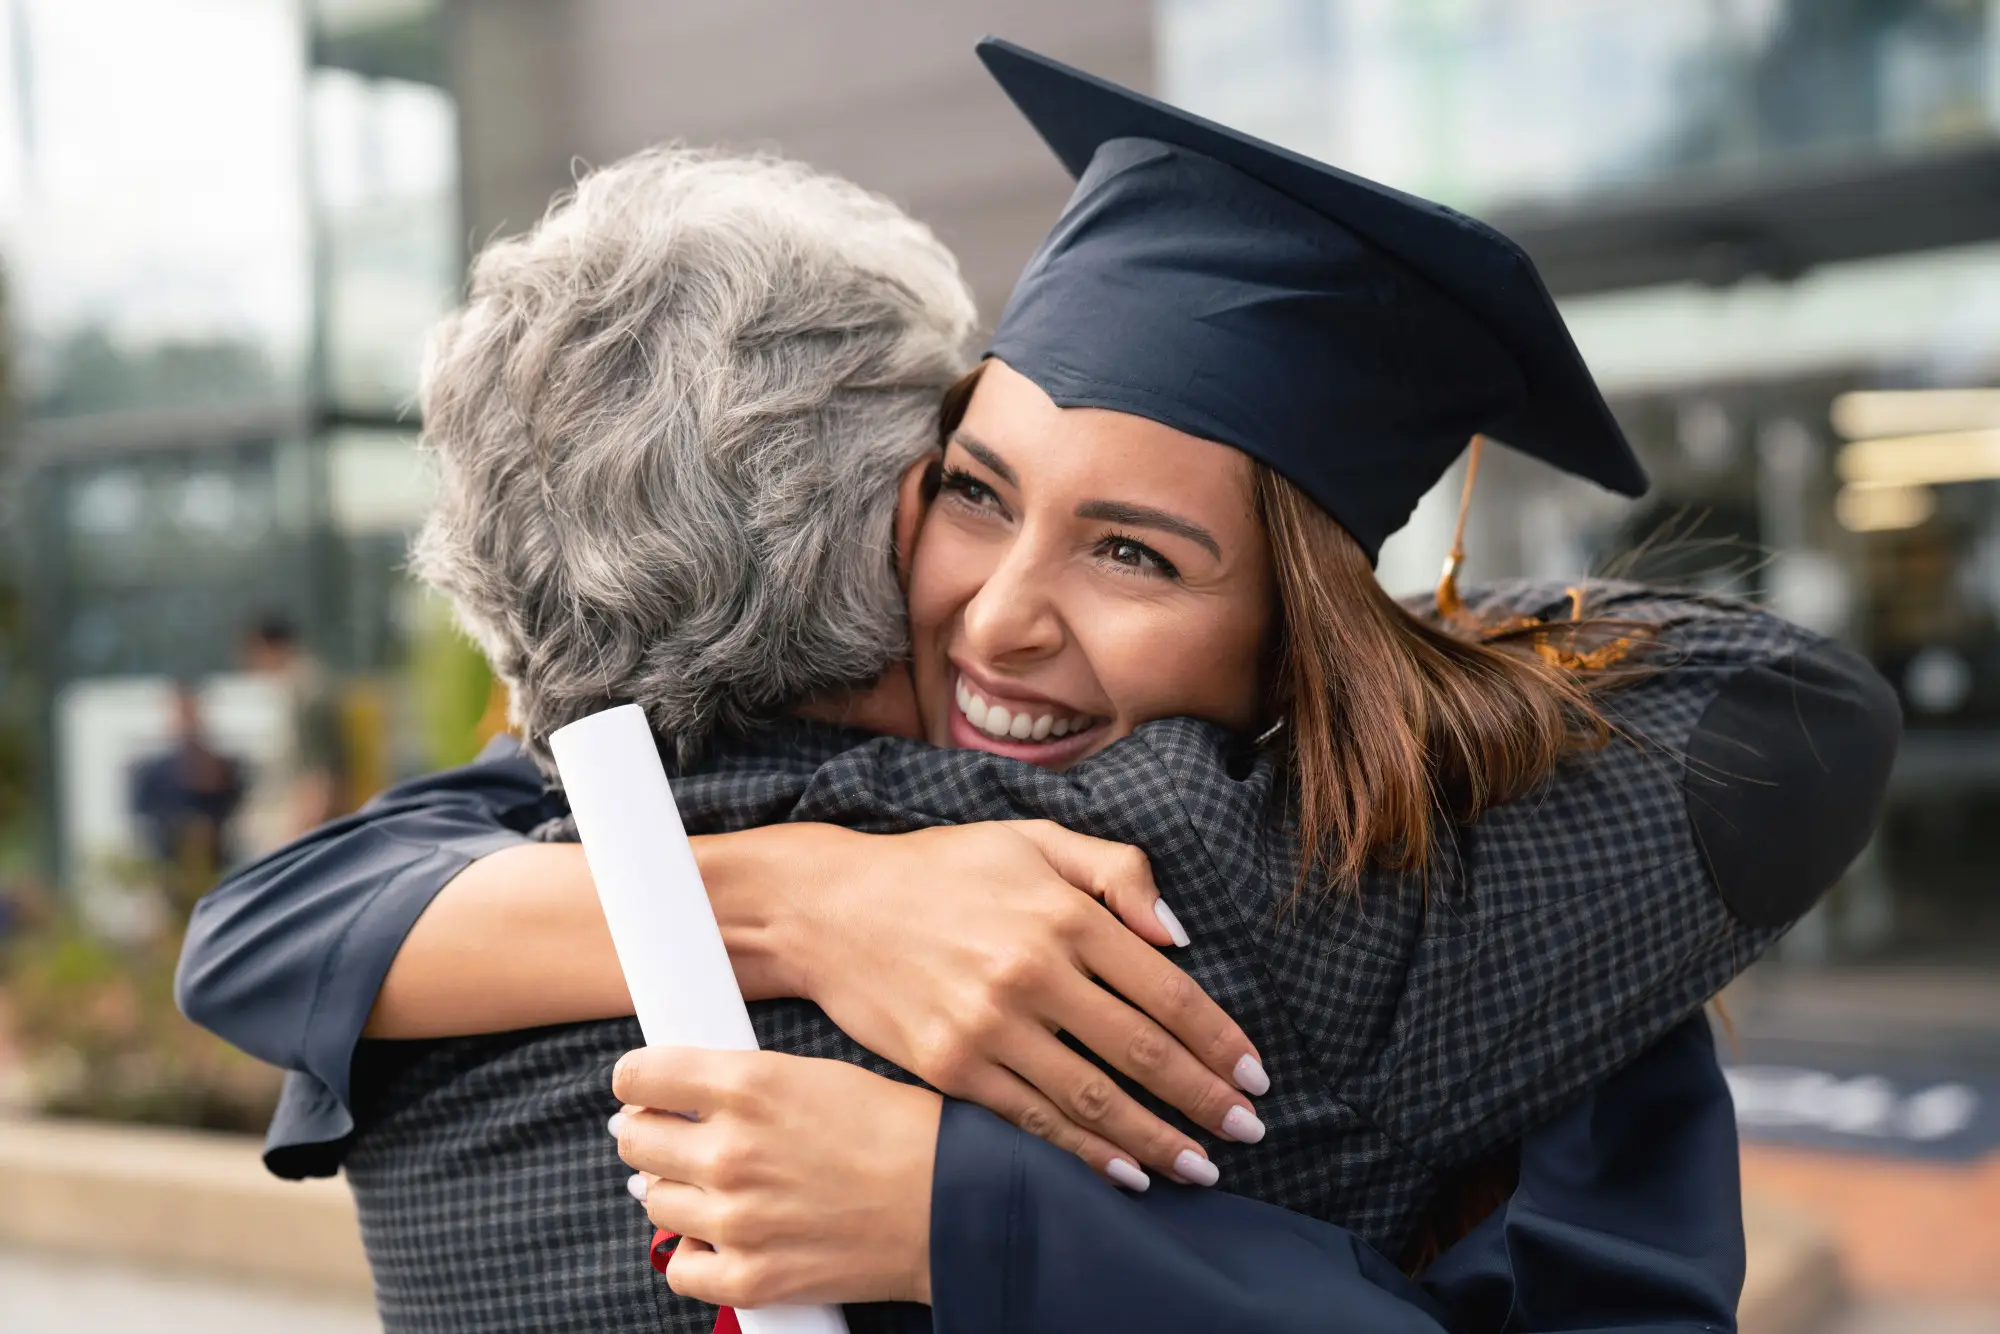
[174,738,556,1148]
[929,1016,1739,1334]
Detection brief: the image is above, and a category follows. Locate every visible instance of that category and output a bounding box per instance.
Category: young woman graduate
[179,40,1900,1334]
[606,45,1896,1329]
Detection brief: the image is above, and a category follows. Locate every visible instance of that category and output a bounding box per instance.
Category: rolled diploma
[550,704,849,1334]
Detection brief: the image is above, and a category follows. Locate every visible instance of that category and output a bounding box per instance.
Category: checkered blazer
[343,582,1885,1333]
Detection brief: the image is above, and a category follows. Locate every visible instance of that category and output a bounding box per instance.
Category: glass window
[1160,0,2000,214]
[311,0,446,87]
[310,66,460,416]
[12,0,311,420]
[46,443,303,679]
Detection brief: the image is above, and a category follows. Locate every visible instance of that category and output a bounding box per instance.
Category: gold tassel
[1433,435,1484,625]
[1434,435,1634,672]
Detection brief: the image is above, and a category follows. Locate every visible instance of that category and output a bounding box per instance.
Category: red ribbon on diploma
[651,1228,741,1334]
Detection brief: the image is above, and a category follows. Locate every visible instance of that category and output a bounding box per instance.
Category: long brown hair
[1253,465,1623,894]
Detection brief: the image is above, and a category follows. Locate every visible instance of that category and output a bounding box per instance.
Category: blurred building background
[0,1,1995,1327]
[1159,0,2000,979]
[2,0,1994,965]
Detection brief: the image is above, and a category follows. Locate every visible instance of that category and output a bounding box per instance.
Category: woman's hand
[614,1047,940,1308]
[747,820,1266,1188]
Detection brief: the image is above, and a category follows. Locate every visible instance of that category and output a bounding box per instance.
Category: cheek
[906,522,988,644]
[1087,597,1272,730]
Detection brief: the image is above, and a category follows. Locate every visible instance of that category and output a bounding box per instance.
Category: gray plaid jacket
[342,582,1899,1334]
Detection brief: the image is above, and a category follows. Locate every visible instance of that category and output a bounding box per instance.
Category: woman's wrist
[692,822,867,1003]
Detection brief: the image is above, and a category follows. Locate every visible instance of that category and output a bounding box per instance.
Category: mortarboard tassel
[1433,435,1485,626]
[1434,435,1635,672]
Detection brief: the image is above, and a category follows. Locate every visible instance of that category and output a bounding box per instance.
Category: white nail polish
[626,1173,648,1203]
[1173,1150,1219,1187]
[1221,1105,1266,1144]
[607,1111,626,1138]
[1105,1158,1151,1192]
[1233,1054,1270,1096]
[1152,899,1192,948]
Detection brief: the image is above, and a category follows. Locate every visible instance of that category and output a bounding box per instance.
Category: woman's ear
[893,452,942,591]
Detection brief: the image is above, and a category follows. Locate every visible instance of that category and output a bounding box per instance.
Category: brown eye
[938,467,1002,511]
[1097,535,1180,580]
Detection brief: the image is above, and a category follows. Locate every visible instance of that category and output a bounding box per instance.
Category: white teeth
[955,675,1094,743]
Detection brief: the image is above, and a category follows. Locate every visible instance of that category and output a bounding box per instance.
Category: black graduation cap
[979,38,1647,562]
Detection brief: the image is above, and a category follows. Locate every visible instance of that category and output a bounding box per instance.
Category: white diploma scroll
[550,705,850,1334]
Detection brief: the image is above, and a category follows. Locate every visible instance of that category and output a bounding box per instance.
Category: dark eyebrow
[948,431,1018,487]
[1076,500,1222,561]
[951,429,1222,560]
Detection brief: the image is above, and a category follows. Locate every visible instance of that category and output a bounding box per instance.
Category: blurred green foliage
[1,852,281,1132]
[411,588,499,770]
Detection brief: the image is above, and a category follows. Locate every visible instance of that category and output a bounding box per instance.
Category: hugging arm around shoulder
[929,1015,1742,1334]
[174,737,553,1176]
[173,583,1899,1198]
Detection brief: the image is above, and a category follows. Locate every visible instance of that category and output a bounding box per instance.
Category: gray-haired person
[180,143,1896,1334]
[415,148,973,771]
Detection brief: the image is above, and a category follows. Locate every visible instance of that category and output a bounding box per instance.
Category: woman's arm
[175,739,809,1053]
[179,752,1264,1187]
[618,1015,1740,1333]
[382,818,1266,1184]
[365,831,799,1038]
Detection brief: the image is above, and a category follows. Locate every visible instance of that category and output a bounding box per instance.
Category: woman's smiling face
[907,360,1276,768]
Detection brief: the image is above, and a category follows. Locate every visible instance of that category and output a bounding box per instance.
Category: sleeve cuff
[929,1101,1024,1334]
[303,828,527,1107]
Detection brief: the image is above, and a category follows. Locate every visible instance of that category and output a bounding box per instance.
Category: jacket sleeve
[1419,1015,1743,1333]
[929,1016,1740,1334]
[174,738,557,1106]
[1681,634,1902,930]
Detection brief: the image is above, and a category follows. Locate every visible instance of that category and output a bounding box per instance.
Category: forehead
[961,361,1257,513]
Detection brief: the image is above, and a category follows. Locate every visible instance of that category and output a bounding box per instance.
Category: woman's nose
[959,543,1065,664]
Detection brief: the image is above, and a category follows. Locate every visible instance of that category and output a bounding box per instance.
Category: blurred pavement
[0,1250,377,1334]
[1825,1299,2000,1333]
[1726,966,2000,1305]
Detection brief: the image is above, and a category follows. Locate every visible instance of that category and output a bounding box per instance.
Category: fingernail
[1221,1105,1266,1144]
[1105,1158,1151,1192]
[1232,1054,1270,1096]
[626,1172,648,1203]
[607,1111,626,1138]
[1152,899,1191,948]
[1173,1150,1219,1187]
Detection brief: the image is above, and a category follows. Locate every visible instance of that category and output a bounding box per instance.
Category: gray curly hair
[411,146,976,771]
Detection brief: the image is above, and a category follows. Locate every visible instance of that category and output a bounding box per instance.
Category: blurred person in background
[235,616,345,859]
[127,681,245,888]
[178,49,1899,1334]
